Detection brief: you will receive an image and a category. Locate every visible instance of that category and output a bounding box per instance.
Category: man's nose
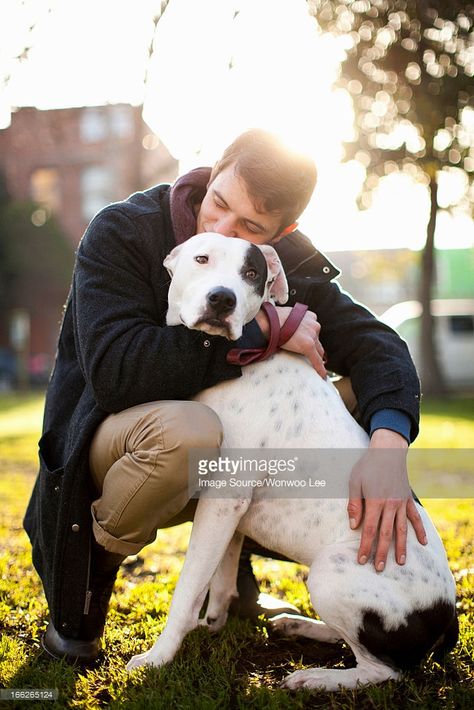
[213,216,238,237]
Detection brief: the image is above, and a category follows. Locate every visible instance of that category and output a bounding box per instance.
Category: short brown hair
[209,129,317,232]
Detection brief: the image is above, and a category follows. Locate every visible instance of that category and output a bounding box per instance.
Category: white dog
[126,233,458,691]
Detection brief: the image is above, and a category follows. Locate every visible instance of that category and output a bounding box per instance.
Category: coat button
[290,288,296,296]
[203,339,211,348]
[71,524,80,533]
[322,266,330,274]
[54,486,60,492]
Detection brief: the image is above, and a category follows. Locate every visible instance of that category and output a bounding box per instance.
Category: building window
[110,105,134,139]
[30,168,61,212]
[80,108,108,143]
[81,166,113,221]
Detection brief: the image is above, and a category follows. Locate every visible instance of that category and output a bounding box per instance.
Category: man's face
[196,164,284,245]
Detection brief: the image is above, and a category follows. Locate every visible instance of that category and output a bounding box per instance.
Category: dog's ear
[163,244,183,278]
[258,245,289,305]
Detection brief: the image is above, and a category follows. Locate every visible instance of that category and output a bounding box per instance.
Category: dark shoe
[41,541,125,664]
[41,621,101,665]
[230,550,301,621]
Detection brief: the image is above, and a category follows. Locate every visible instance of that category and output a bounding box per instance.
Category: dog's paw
[270,613,307,637]
[198,610,228,633]
[281,665,400,691]
[126,650,156,672]
[280,668,348,691]
[126,640,177,672]
[280,668,337,691]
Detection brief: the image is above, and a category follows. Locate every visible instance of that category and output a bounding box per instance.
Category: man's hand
[255,305,327,377]
[347,429,427,571]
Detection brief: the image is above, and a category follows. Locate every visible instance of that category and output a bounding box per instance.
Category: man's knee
[120,400,223,457]
[167,401,224,451]
[90,401,223,554]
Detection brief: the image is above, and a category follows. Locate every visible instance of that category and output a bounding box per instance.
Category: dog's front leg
[199,530,244,632]
[126,496,250,671]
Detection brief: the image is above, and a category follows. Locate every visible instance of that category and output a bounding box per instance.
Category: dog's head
[164,233,288,340]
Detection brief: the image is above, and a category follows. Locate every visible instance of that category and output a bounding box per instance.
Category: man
[24,129,426,666]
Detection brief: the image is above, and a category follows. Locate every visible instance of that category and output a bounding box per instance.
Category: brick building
[0,104,178,386]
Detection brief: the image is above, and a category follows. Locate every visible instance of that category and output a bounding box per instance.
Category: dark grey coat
[24,184,420,638]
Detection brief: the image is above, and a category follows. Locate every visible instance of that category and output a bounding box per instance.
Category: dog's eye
[195,255,208,264]
[246,269,258,280]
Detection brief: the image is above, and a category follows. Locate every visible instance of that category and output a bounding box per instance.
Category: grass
[0,392,473,709]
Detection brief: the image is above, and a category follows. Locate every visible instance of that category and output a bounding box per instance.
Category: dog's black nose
[207,287,237,315]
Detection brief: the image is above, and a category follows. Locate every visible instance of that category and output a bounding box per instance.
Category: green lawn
[0,393,473,709]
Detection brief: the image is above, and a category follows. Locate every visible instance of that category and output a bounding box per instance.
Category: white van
[381,299,474,390]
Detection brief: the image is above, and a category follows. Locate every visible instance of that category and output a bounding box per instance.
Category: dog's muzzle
[192,287,238,337]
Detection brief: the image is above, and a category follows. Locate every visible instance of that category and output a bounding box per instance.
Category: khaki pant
[89,378,357,556]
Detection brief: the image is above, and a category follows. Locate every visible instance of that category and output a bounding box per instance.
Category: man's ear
[258,244,289,305]
[271,222,298,244]
[163,244,183,278]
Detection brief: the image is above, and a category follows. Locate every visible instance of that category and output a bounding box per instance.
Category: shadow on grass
[3,618,468,710]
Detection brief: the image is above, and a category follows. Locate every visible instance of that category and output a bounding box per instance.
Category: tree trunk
[418,176,447,396]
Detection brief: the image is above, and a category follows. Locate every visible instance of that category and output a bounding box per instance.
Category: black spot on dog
[242,243,267,297]
[358,600,458,670]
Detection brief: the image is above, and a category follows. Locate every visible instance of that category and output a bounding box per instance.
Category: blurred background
[0,0,473,397]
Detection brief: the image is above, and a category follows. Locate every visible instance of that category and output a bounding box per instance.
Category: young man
[24,129,425,665]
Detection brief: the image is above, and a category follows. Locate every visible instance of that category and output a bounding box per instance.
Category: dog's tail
[358,600,458,671]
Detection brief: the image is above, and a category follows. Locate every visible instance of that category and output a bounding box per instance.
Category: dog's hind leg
[126,495,251,671]
[199,531,244,632]
[269,553,344,644]
[270,614,343,643]
[279,547,400,690]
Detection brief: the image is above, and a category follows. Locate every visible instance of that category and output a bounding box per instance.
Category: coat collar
[274,230,340,282]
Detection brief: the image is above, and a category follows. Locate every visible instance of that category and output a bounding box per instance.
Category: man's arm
[309,280,421,439]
